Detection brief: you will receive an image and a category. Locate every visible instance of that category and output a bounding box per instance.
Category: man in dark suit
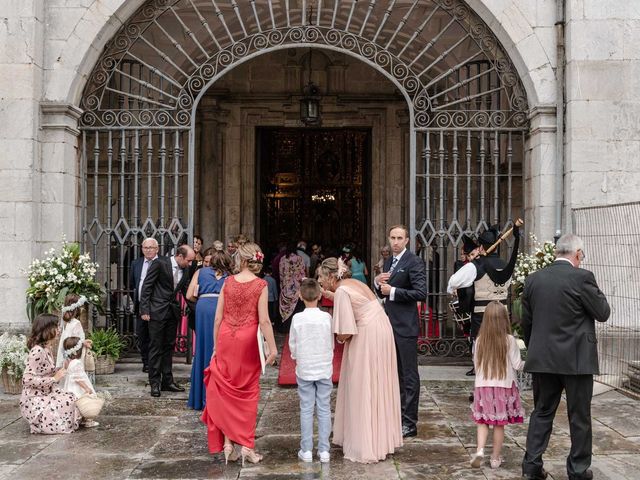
[521,233,610,480]
[129,238,159,373]
[375,225,427,438]
[140,244,195,397]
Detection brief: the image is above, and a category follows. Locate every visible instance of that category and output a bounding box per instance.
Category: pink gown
[332,281,403,463]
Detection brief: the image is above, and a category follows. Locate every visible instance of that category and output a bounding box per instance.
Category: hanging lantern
[300,81,321,126]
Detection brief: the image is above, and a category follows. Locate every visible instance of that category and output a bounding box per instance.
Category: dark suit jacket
[522,260,610,375]
[376,250,427,338]
[129,257,145,309]
[139,256,190,321]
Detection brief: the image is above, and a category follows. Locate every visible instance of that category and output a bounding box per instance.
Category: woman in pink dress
[318,257,403,463]
[202,242,278,465]
[20,314,81,434]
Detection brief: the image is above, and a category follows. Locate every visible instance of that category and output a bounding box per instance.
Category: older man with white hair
[129,237,159,372]
[521,233,610,480]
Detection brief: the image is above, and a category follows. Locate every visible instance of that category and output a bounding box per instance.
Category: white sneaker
[318,451,330,463]
[298,450,312,462]
[470,451,484,468]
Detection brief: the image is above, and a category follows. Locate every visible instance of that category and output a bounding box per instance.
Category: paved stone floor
[1,360,639,479]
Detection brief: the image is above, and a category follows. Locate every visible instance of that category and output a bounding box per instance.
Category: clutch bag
[257,326,269,375]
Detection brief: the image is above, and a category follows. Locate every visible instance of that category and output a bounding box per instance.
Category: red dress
[201,276,267,452]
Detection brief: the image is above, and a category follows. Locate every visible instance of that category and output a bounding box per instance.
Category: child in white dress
[57,294,93,369]
[60,336,99,427]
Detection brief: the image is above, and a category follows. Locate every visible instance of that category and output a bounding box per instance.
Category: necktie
[389,256,398,274]
[173,265,181,289]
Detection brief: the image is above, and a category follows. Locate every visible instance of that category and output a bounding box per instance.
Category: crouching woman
[20,314,81,434]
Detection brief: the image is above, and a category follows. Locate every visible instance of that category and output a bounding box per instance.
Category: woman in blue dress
[186,247,233,410]
[347,248,369,284]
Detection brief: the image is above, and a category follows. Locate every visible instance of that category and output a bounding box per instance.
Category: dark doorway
[257,127,370,260]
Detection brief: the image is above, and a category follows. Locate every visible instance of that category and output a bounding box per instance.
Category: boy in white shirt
[289,278,334,463]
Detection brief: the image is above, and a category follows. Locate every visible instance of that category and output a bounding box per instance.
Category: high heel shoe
[240,446,263,466]
[223,444,239,464]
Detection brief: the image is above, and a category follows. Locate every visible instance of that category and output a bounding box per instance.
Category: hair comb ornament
[336,258,348,280]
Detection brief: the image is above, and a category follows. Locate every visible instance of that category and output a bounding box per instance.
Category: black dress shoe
[569,470,593,480]
[522,469,548,480]
[402,425,417,438]
[150,385,161,397]
[161,382,185,392]
[465,367,475,376]
[142,365,149,373]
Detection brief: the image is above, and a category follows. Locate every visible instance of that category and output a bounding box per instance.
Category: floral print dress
[20,345,81,434]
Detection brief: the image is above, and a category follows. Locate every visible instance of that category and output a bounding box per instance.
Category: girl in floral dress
[20,314,81,434]
[469,301,525,469]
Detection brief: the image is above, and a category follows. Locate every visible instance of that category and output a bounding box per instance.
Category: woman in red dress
[202,242,278,465]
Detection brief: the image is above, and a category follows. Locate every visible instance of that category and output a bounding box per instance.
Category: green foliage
[88,328,125,360]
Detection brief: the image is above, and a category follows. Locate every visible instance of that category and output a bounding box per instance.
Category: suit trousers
[522,373,594,478]
[394,334,420,430]
[148,309,179,387]
[136,315,150,367]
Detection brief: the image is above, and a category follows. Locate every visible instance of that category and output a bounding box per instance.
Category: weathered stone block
[0,99,39,140]
[45,6,87,41]
[567,19,624,61]
[0,139,36,170]
[0,170,34,202]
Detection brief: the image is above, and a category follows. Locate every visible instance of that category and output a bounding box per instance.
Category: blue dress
[187,269,227,410]
[350,258,367,283]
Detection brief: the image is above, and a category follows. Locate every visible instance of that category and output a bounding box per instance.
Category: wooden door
[258,128,370,258]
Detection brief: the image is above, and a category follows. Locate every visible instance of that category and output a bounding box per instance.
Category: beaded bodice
[222,276,266,334]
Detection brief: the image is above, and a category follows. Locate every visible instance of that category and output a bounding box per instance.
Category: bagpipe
[449,218,523,330]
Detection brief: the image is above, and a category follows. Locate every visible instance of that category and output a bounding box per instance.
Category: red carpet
[278,335,344,386]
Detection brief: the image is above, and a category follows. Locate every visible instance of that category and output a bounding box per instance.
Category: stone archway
[77,0,530,355]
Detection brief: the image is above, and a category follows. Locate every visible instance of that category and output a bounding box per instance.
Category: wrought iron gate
[79,0,529,355]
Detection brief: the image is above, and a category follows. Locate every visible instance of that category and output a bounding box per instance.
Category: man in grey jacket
[521,234,610,480]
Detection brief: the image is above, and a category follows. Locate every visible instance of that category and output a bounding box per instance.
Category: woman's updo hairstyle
[319,257,352,280]
[237,242,264,274]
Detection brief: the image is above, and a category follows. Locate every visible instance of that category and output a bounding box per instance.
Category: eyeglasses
[142,246,158,250]
[577,249,586,261]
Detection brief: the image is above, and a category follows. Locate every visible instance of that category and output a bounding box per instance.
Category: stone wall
[2,0,640,330]
[565,1,640,210]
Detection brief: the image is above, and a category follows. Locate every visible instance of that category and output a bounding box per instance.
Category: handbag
[257,327,269,375]
[84,349,96,373]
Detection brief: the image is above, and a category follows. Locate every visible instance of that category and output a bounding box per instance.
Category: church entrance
[257,128,370,259]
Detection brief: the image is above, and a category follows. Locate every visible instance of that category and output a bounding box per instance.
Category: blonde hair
[476,301,512,381]
[318,257,351,281]
[237,242,263,274]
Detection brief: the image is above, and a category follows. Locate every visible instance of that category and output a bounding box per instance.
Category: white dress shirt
[374,248,407,301]
[170,255,183,288]
[289,308,334,381]
[138,256,158,297]
[447,262,477,294]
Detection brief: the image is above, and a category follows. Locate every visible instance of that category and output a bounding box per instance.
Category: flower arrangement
[24,240,105,321]
[0,332,29,380]
[512,234,556,320]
